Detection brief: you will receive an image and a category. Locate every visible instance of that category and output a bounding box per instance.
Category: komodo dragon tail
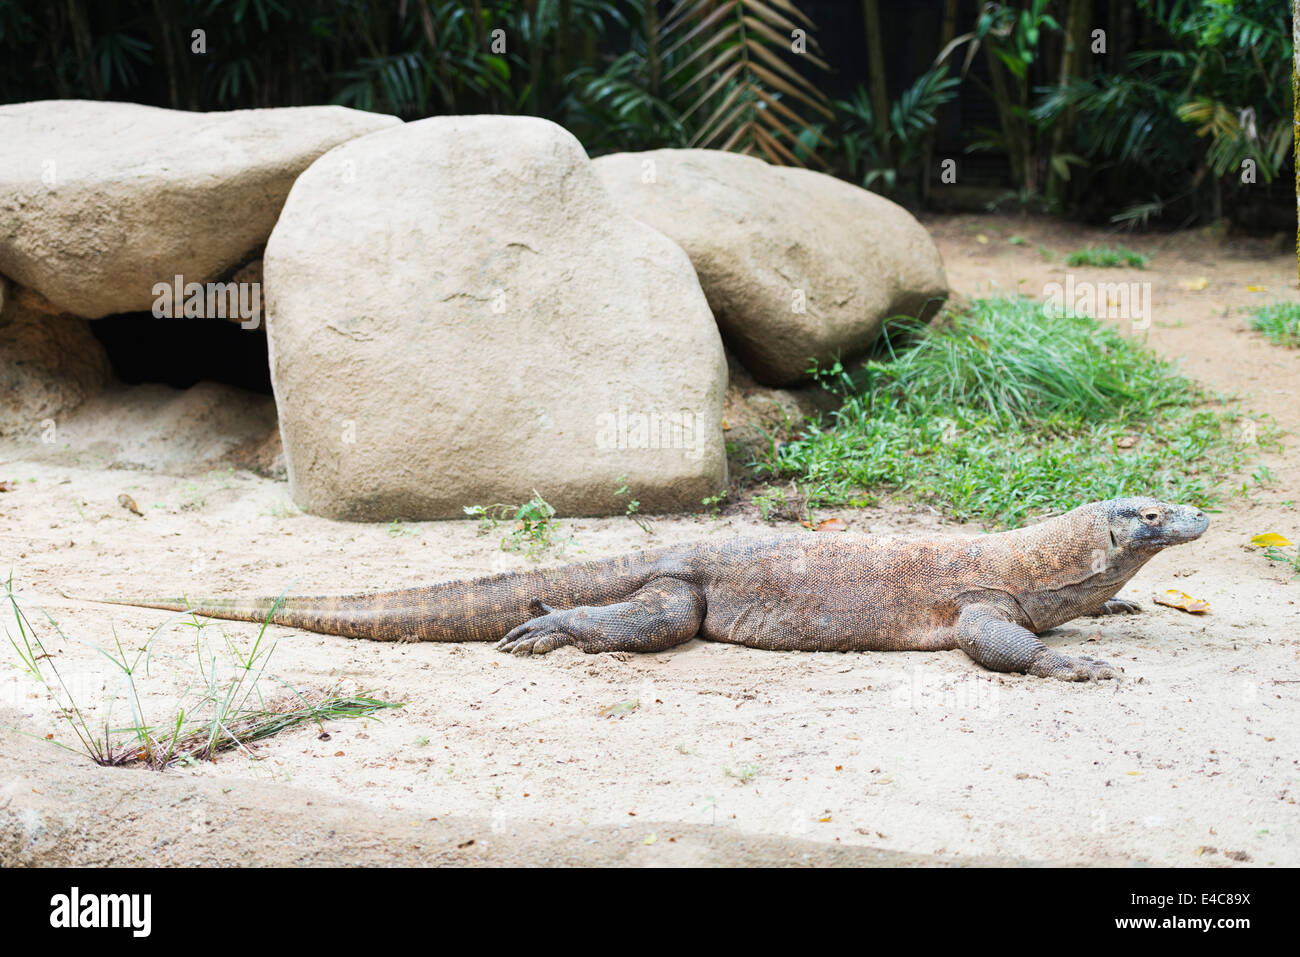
[82,550,669,643]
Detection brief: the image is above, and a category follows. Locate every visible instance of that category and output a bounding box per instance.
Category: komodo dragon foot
[496,578,705,656]
[956,603,1118,681]
[1089,598,1143,616]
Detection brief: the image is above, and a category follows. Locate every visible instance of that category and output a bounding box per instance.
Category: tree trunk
[985,52,1023,189]
[1046,0,1092,204]
[921,0,960,205]
[66,0,100,98]
[527,0,543,114]
[862,0,892,168]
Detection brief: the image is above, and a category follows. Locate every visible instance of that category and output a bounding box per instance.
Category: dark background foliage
[0,0,1291,230]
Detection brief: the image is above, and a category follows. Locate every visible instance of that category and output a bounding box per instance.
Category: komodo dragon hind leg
[1087,598,1143,616]
[956,603,1117,681]
[495,577,704,656]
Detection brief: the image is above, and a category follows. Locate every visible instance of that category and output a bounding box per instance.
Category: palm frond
[660,0,831,167]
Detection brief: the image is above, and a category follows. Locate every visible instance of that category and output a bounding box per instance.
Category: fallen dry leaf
[720,418,731,431]
[117,493,142,516]
[975,233,989,244]
[1152,589,1211,614]
[1245,285,1267,292]
[1179,277,1209,291]
[0,479,14,492]
[816,517,848,532]
[1250,533,1293,547]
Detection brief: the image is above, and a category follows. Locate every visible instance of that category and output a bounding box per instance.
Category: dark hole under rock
[89,312,274,395]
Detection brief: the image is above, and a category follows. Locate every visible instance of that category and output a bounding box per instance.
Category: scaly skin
[95,497,1208,681]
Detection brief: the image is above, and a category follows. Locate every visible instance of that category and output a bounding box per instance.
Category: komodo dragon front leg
[956,603,1117,681]
[496,577,704,656]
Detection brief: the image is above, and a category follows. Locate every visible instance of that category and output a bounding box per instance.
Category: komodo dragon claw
[1028,650,1118,681]
[1091,598,1143,616]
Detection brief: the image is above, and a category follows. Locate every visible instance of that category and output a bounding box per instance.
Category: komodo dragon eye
[1141,510,1162,523]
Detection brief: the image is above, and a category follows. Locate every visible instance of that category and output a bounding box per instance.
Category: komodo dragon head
[1012,497,1210,632]
[1101,496,1209,552]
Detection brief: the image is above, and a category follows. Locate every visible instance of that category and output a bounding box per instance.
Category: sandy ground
[1,213,1298,867]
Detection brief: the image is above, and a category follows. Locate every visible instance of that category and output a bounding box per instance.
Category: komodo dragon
[97,497,1207,681]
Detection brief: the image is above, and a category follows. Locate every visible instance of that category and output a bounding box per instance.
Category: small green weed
[614,475,653,533]
[464,490,568,559]
[701,490,728,518]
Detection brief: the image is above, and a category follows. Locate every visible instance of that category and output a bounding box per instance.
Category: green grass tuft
[1064,245,1149,268]
[1248,301,1300,348]
[755,297,1267,527]
[4,577,401,770]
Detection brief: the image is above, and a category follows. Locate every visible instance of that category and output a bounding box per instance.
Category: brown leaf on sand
[117,493,143,516]
[1152,589,1210,614]
[816,517,848,532]
[0,479,14,492]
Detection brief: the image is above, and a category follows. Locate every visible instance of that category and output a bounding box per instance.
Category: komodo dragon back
[89,496,1208,681]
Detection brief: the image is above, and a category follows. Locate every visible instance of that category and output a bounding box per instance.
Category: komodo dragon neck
[963,505,1157,632]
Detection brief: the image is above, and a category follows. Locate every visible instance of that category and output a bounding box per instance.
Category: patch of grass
[700,490,728,518]
[1248,301,1300,348]
[724,763,761,784]
[1252,534,1300,579]
[263,499,301,519]
[464,490,569,560]
[179,482,206,512]
[614,474,653,534]
[3,576,399,769]
[756,297,1267,527]
[752,485,788,522]
[1262,545,1300,577]
[750,483,811,524]
[1064,245,1149,268]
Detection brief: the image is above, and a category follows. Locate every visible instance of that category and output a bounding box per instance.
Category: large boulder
[0,101,400,318]
[264,115,727,521]
[593,149,948,385]
[0,293,110,436]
